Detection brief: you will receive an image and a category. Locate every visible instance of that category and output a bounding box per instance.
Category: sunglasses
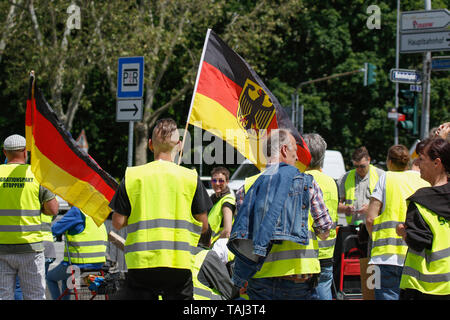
[354,164,368,169]
[211,178,226,184]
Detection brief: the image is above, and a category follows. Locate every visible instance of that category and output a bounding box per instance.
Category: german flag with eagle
[25,73,118,226]
[188,29,311,171]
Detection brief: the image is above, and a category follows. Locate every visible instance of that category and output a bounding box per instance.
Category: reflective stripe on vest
[192,249,222,300]
[0,209,41,216]
[254,226,320,278]
[344,165,379,225]
[371,171,429,263]
[124,161,202,270]
[64,212,107,264]
[0,164,43,244]
[400,203,450,295]
[126,218,202,234]
[306,170,338,260]
[208,193,235,245]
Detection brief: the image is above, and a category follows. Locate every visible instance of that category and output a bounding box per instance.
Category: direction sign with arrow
[400,30,450,53]
[116,99,143,122]
[401,9,450,32]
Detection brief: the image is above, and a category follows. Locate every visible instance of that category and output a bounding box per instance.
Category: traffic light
[397,89,418,135]
[364,62,377,86]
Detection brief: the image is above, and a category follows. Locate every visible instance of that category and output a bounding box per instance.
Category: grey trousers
[0,251,46,300]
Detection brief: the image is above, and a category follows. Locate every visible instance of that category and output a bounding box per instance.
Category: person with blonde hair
[366,144,429,300]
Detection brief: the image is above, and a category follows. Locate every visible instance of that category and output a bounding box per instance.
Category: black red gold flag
[187,29,311,171]
[25,73,118,226]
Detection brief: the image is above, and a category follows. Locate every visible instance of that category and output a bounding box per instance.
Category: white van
[322,150,346,181]
[228,150,346,192]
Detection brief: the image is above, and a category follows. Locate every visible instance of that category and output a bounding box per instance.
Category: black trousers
[111,267,193,300]
[400,288,450,300]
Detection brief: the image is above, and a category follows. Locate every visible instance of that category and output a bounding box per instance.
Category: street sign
[387,109,406,121]
[388,109,398,120]
[401,9,450,32]
[400,30,450,53]
[432,56,450,70]
[116,99,143,122]
[390,68,422,83]
[117,56,144,98]
[410,84,422,92]
[75,129,89,153]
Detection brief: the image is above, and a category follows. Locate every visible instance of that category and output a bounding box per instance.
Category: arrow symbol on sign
[120,103,139,116]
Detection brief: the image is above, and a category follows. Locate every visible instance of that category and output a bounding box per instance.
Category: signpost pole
[128,122,134,167]
[395,0,400,145]
[420,0,432,139]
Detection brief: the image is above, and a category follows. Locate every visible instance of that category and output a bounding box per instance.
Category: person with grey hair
[261,128,296,164]
[303,133,339,300]
[229,129,333,300]
[0,134,59,300]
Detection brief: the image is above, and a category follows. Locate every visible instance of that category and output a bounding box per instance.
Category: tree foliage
[1,0,449,179]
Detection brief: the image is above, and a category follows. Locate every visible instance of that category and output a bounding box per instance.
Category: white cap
[3,134,26,151]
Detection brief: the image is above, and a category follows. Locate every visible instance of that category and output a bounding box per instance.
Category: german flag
[187,29,310,171]
[25,73,118,226]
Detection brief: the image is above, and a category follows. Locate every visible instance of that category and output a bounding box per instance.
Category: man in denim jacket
[228,129,332,300]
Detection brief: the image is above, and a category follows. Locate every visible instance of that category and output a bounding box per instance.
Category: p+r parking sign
[117,56,144,99]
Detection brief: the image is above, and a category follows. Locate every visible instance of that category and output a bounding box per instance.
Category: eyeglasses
[354,164,368,169]
[211,178,225,184]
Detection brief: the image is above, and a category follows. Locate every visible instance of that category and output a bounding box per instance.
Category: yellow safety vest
[192,249,222,300]
[208,193,235,245]
[243,173,320,278]
[400,203,450,295]
[344,164,380,225]
[41,213,54,243]
[371,171,429,263]
[0,164,43,244]
[124,160,202,270]
[306,169,338,260]
[64,212,107,265]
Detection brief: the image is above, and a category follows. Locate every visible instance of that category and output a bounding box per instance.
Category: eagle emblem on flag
[237,79,276,139]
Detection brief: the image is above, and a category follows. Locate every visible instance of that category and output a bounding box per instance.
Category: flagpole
[178,28,212,165]
[30,70,35,99]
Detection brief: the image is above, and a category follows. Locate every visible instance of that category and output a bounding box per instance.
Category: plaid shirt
[235,178,332,235]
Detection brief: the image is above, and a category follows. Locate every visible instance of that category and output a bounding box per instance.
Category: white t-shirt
[211,238,230,265]
[369,170,421,267]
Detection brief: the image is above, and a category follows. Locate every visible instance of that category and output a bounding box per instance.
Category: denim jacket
[227,163,313,287]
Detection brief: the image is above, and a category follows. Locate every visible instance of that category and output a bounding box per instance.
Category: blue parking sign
[117,57,144,98]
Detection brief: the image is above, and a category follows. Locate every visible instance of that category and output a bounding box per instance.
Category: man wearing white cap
[0,134,59,300]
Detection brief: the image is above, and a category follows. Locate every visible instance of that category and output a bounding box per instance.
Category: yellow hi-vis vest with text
[306,169,338,260]
[208,193,235,245]
[400,203,450,295]
[64,212,107,264]
[0,164,43,244]
[192,249,222,300]
[243,173,320,278]
[371,171,429,263]
[124,160,202,270]
[344,164,379,225]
